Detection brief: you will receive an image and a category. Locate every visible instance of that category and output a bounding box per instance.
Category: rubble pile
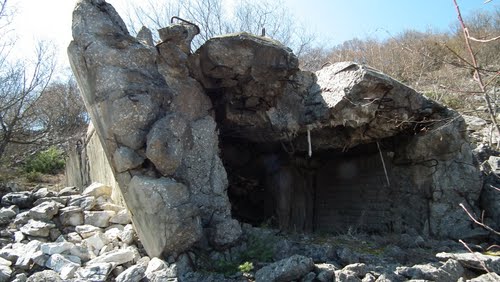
[0,183,183,281]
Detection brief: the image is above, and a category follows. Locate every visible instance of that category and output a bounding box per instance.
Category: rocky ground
[0,182,499,281]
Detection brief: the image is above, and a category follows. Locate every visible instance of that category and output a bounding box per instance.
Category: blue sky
[7,0,499,73]
[286,0,498,45]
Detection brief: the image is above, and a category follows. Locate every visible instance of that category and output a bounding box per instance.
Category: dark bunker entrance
[221,136,398,234]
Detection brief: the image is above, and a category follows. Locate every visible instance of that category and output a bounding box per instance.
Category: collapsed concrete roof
[68,0,484,258]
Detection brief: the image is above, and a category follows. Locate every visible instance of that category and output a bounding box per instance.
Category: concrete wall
[65,123,125,206]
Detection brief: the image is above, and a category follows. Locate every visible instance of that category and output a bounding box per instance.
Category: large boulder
[68,0,236,257]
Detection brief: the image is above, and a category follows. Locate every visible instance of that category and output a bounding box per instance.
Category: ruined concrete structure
[68,0,486,258]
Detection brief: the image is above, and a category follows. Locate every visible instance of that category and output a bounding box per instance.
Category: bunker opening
[219,132,420,234]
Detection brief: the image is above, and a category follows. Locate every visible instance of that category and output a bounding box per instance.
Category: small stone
[67,196,96,211]
[84,210,115,228]
[60,264,78,280]
[20,220,56,237]
[33,196,67,207]
[255,255,314,282]
[82,182,112,198]
[49,229,62,242]
[109,209,131,224]
[11,273,27,282]
[86,247,135,265]
[316,269,335,282]
[436,252,500,274]
[104,225,124,241]
[25,270,62,282]
[0,265,11,282]
[115,264,146,282]
[66,232,83,243]
[76,262,113,281]
[1,192,32,209]
[210,219,242,247]
[119,224,135,244]
[15,240,42,269]
[45,254,80,273]
[301,272,316,282]
[75,225,102,239]
[14,231,24,243]
[32,251,49,267]
[12,211,30,226]
[468,272,500,282]
[98,202,124,212]
[33,188,56,199]
[84,232,109,254]
[69,244,91,263]
[0,257,11,267]
[0,206,17,222]
[335,270,361,282]
[146,257,167,276]
[343,263,369,278]
[0,248,19,264]
[41,242,75,255]
[57,186,80,196]
[59,206,84,226]
[0,265,12,282]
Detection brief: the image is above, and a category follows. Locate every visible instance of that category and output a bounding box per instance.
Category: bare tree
[123,0,317,54]
[0,0,57,160]
[0,41,57,159]
[30,76,88,138]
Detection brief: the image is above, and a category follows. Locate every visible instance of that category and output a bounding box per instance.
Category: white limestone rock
[84,232,109,255]
[76,262,113,281]
[57,186,80,196]
[115,264,146,282]
[14,240,42,269]
[66,232,83,243]
[119,224,135,244]
[84,210,116,228]
[75,225,102,239]
[31,251,48,267]
[45,253,80,274]
[68,196,96,211]
[13,231,24,243]
[109,209,131,225]
[0,257,11,267]
[40,242,75,255]
[98,202,124,212]
[0,206,17,223]
[83,182,112,198]
[0,265,12,282]
[86,247,135,265]
[104,225,124,241]
[59,206,84,226]
[29,201,60,221]
[13,211,30,226]
[20,219,56,237]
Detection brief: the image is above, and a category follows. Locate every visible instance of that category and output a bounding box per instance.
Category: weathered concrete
[68,0,237,257]
[67,0,485,259]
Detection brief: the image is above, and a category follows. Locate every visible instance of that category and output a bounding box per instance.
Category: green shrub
[25,171,43,183]
[24,146,65,174]
[238,261,254,273]
[201,234,275,276]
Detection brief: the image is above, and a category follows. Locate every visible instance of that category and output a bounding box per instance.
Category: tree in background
[124,0,316,56]
[0,0,87,164]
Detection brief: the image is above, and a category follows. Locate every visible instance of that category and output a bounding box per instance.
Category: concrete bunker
[191,34,481,237]
[68,1,483,258]
[214,105,434,235]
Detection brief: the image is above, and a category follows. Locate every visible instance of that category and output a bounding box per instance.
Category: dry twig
[452,0,500,139]
[459,203,500,236]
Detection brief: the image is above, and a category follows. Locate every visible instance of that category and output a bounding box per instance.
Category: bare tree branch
[453,0,500,140]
